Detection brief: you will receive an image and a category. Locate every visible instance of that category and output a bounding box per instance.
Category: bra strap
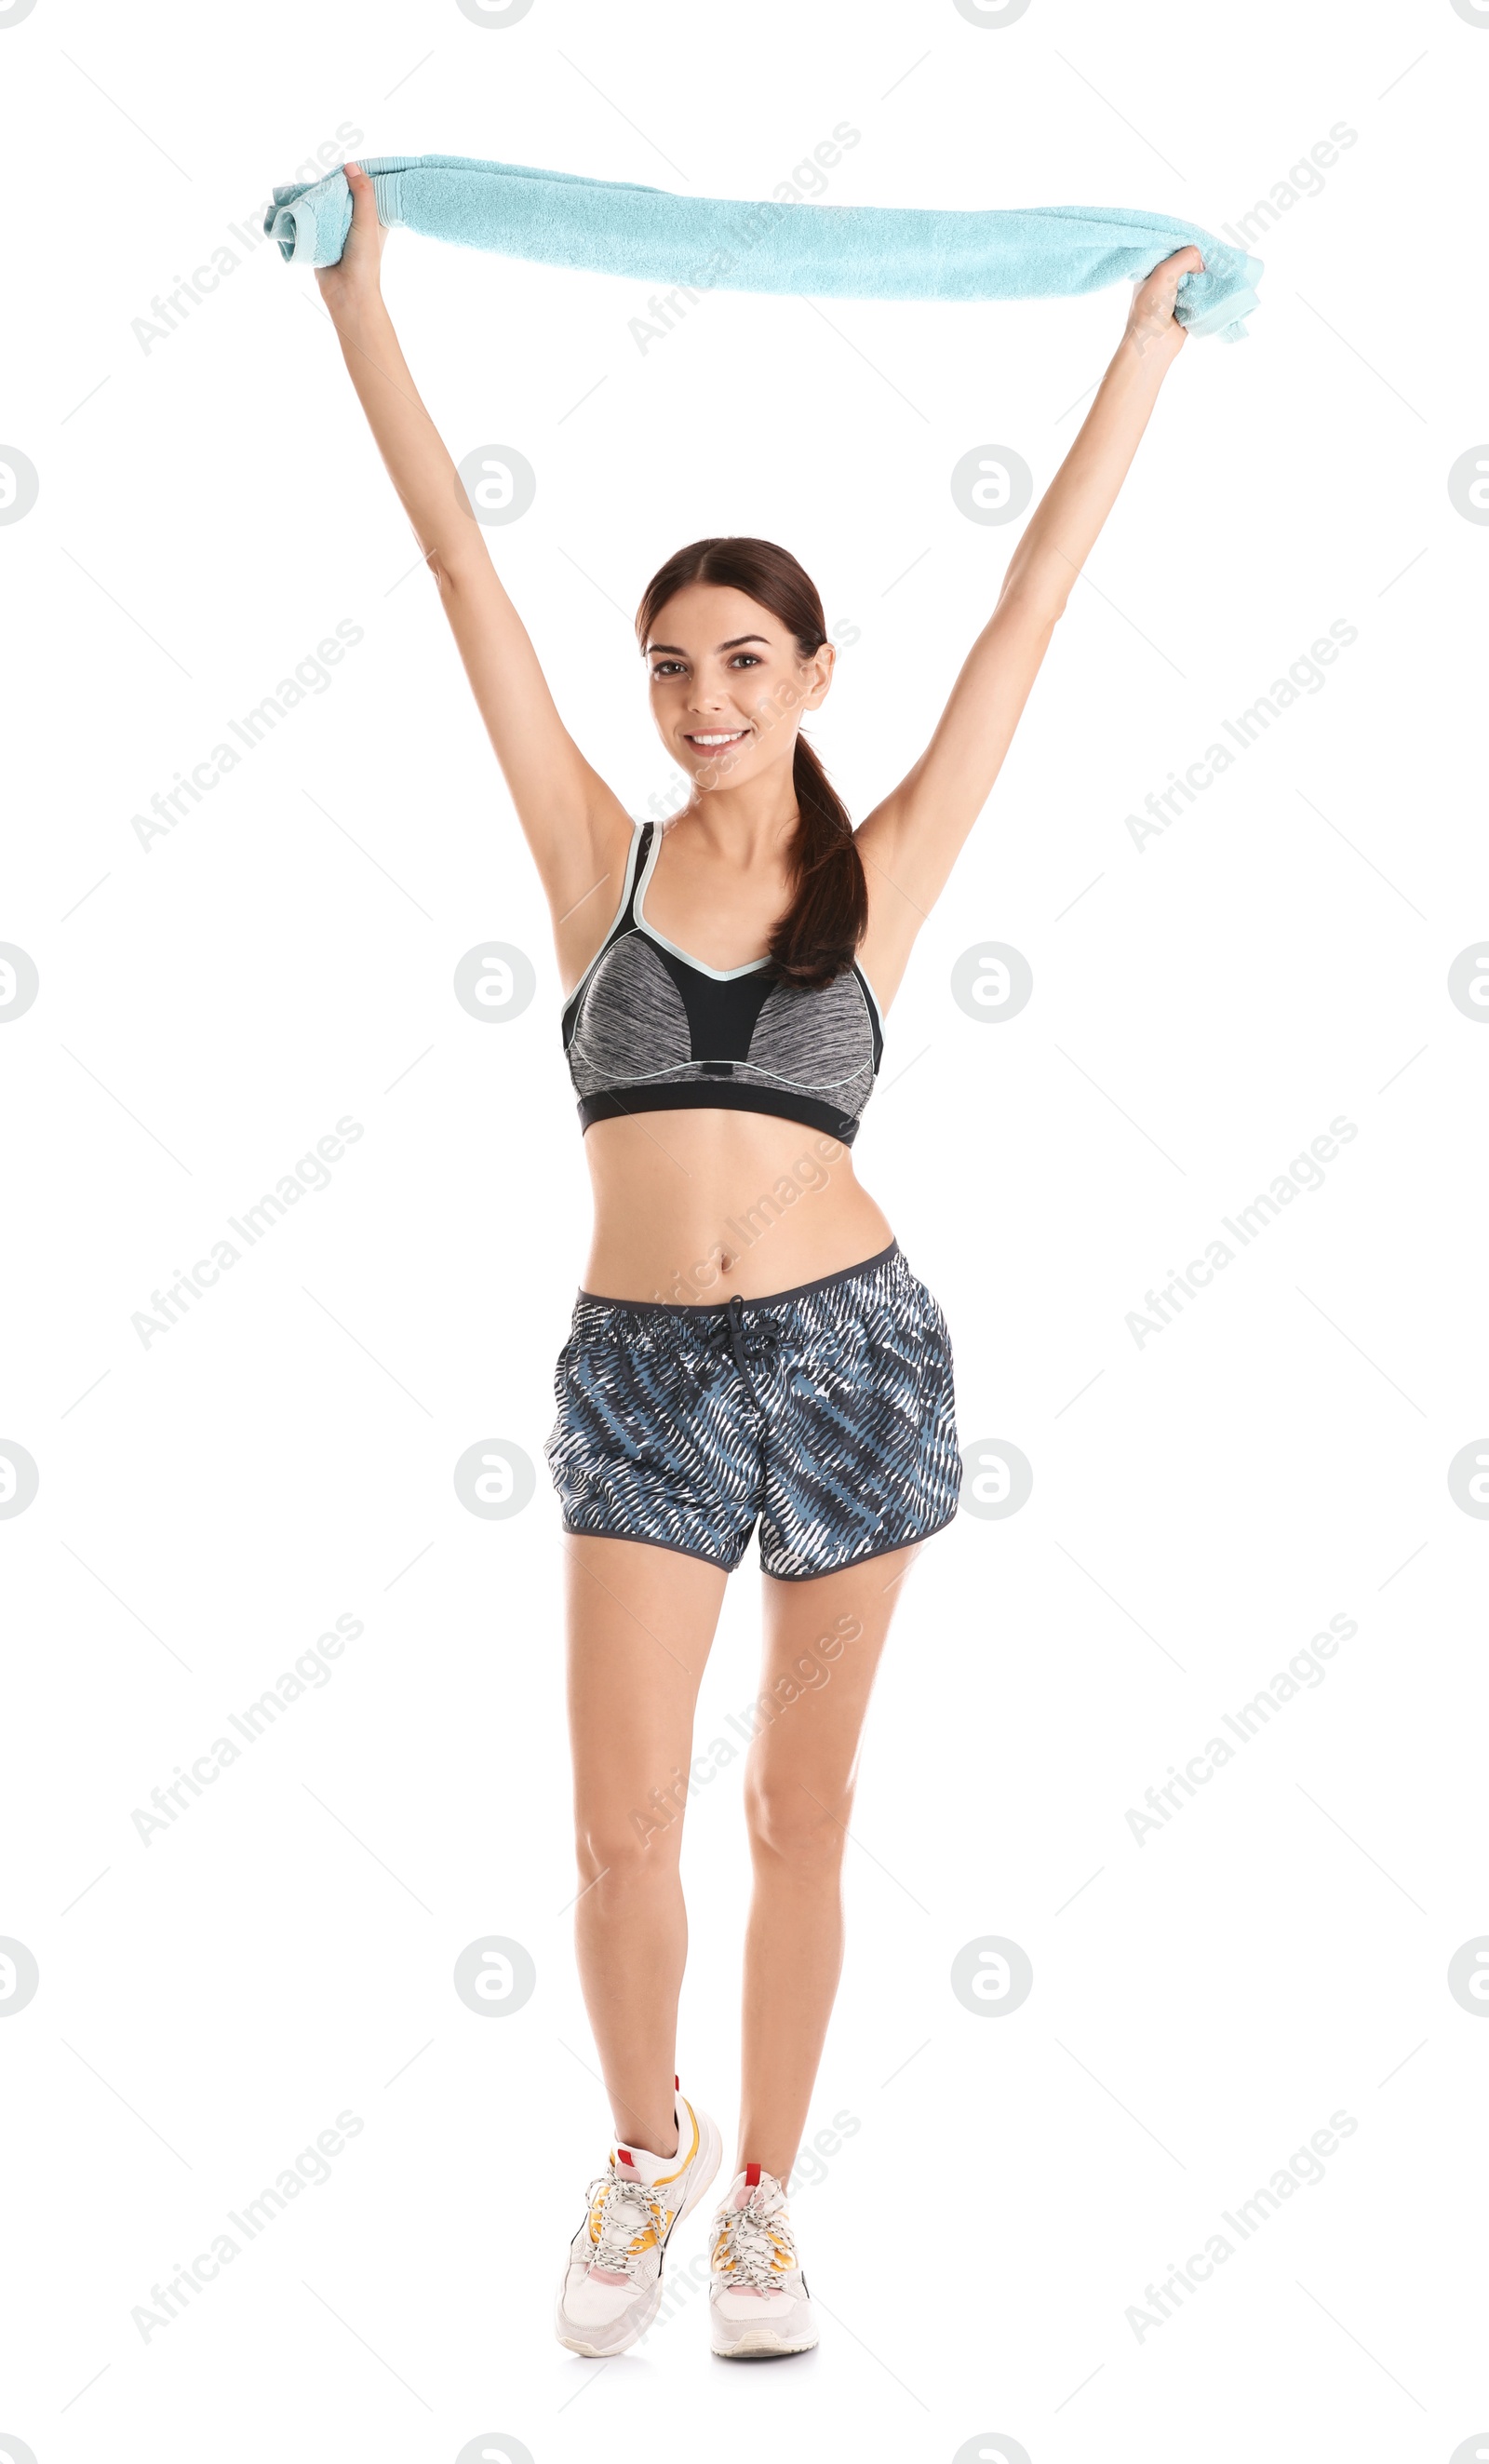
[619,819,653,931]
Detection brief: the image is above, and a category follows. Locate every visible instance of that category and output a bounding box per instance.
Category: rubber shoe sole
[712,2323,819,2358]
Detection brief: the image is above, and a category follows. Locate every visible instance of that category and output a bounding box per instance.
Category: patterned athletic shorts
[544,1242,960,1581]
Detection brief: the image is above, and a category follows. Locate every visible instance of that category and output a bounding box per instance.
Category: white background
[3,1,1486,2457]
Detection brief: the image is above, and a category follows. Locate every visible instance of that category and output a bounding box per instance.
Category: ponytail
[768,734,868,991]
[635,535,868,992]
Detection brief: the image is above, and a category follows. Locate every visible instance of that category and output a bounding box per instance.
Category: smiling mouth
[683,729,750,749]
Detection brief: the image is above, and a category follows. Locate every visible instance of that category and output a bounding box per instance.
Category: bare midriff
[580,1109,895,1304]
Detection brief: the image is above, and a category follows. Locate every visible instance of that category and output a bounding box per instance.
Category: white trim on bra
[633,822,771,981]
[601,1055,876,1095]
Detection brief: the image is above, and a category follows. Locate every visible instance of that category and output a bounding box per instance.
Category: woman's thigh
[565,1534,730,1860]
[748,1545,922,1824]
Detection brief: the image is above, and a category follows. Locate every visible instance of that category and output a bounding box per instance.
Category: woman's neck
[669,781,800,871]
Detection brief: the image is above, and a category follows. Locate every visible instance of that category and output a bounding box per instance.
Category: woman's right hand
[1123,243,1202,363]
[315,162,387,323]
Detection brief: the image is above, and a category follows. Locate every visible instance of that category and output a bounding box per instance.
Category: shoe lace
[584,2166,669,2277]
[712,2186,798,2292]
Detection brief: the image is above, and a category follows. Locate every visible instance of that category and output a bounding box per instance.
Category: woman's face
[643,583,834,791]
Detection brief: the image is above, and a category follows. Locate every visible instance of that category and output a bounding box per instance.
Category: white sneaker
[555,2084,723,2357]
[708,2163,819,2358]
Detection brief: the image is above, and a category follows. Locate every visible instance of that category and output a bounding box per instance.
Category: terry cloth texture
[265,155,1263,340]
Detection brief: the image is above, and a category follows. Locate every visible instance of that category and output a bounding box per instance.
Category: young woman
[317,162,1199,2363]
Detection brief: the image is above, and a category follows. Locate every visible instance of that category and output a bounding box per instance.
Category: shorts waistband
[576,1241,901,1317]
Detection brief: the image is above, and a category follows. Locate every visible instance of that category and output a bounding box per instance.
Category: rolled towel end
[1171,249,1264,343]
[1189,285,1263,342]
[264,168,355,268]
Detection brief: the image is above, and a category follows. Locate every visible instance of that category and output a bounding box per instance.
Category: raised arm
[316,165,633,980]
[856,246,1201,1003]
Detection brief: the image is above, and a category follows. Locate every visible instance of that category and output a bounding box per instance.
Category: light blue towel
[265,154,1263,341]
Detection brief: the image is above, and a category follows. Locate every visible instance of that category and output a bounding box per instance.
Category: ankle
[733,2149,792,2186]
[621,2116,678,2161]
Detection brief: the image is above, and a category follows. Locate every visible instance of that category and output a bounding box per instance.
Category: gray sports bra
[561,820,884,1146]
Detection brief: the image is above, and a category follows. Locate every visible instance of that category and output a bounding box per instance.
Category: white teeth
[689,733,744,746]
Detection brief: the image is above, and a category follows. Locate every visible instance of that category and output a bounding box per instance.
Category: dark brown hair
[635,536,867,990]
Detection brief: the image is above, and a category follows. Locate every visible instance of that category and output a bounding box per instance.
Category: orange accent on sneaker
[652,2098,699,2188]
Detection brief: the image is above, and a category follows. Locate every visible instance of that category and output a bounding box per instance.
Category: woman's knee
[576,1784,689,1886]
[744,1768,849,1871]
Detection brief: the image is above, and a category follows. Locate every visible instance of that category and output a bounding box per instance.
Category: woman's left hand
[1125,243,1203,360]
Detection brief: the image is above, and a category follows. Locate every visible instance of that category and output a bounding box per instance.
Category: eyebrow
[645,634,771,657]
